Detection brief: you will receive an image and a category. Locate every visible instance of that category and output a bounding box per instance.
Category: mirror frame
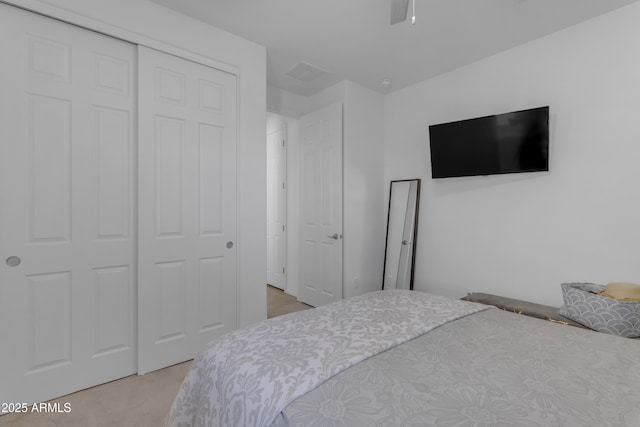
[382,179,421,290]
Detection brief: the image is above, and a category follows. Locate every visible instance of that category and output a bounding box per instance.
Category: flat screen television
[428,106,549,179]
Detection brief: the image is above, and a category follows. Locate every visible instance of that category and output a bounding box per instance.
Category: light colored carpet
[267,285,313,318]
[0,361,191,427]
[0,286,311,427]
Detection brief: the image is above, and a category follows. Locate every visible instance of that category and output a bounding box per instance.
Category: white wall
[267,85,309,118]
[384,3,640,306]
[9,0,268,325]
[268,82,385,300]
[343,83,385,297]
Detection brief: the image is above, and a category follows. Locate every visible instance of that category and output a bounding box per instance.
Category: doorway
[265,105,344,307]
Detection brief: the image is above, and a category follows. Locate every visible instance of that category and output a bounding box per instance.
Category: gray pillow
[559,282,640,338]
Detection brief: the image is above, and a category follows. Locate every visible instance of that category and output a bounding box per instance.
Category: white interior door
[266,123,287,290]
[298,103,343,307]
[0,4,136,404]
[138,46,238,374]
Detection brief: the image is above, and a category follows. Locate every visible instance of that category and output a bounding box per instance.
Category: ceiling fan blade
[390,0,409,25]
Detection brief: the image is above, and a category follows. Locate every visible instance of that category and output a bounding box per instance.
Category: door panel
[94,266,132,355]
[138,46,237,374]
[0,4,136,404]
[95,107,131,239]
[27,273,72,371]
[28,94,72,242]
[298,103,343,307]
[156,116,186,236]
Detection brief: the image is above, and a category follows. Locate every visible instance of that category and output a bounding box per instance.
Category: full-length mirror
[382,179,421,290]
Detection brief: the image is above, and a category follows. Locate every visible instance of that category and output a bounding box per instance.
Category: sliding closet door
[0,4,136,404]
[138,47,238,374]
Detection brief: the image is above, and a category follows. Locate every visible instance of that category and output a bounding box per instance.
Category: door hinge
[282,267,286,274]
[282,139,285,147]
[282,182,285,190]
[282,224,285,232]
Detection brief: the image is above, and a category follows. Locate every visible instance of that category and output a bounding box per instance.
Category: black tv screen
[428,106,549,178]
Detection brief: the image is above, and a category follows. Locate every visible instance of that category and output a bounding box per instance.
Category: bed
[166,290,640,426]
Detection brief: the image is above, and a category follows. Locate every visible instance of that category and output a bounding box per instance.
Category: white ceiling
[149,0,638,96]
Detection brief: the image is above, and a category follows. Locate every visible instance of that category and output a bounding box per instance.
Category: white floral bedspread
[274,308,640,426]
[165,289,489,427]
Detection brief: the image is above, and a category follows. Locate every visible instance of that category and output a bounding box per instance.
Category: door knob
[327,233,341,240]
[6,256,21,267]
[226,241,234,249]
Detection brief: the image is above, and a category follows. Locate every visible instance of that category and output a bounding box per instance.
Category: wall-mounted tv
[428,106,549,179]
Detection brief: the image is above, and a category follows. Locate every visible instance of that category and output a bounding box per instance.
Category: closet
[0,4,238,404]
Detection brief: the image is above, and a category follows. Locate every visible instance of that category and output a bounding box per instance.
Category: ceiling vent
[285,61,328,83]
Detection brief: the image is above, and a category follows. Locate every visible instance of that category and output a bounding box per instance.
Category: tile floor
[0,286,311,427]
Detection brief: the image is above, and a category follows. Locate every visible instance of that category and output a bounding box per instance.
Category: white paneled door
[298,103,343,307]
[266,124,287,289]
[0,5,136,404]
[137,47,238,374]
